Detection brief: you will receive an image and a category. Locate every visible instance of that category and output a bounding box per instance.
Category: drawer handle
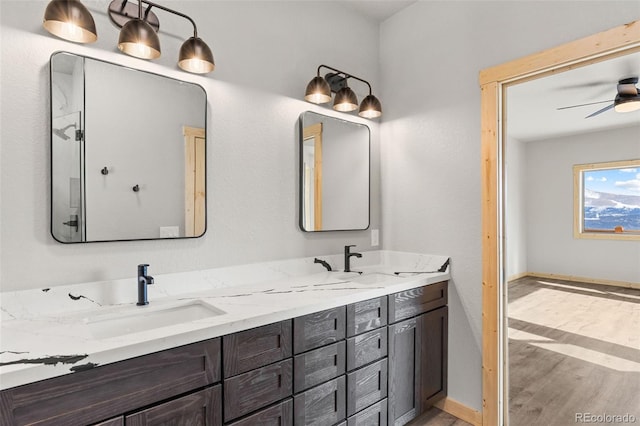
[334,317,338,330]
[278,374,282,388]
[277,334,281,348]
[377,338,381,349]
[377,306,381,317]
[334,354,338,366]
[334,389,338,411]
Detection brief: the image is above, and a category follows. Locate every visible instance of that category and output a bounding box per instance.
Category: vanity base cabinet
[0,338,221,426]
[92,418,124,426]
[126,385,222,426]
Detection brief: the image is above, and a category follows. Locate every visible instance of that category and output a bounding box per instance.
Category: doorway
[479,21,640,426]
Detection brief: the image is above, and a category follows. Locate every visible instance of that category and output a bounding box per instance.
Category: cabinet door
[294,306,346,354]
[92,418,123,426]
[224,320,292,377]
[293,375,346,426]
[421,306,448,406]
[346,327,387,371]
[227,398,293,426]
[346,296,387,337]
[346,359,388,417]
[387,317,421,426]
[224,359,293,422]
[125,385,221,426]
[294,341,346,393]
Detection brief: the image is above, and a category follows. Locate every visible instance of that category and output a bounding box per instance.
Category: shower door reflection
[51,111,84,242]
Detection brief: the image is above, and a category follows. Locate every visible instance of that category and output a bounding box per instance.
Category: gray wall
[379,0,638,411]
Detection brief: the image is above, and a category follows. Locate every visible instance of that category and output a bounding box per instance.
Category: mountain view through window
[583,166,640,232]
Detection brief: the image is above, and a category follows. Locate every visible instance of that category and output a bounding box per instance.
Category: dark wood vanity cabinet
[0,338,222,426]
[0,282,447,426]
[388,281,448,426]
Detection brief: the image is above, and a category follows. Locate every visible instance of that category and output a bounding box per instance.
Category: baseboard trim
[523,272,640,290]
[507,271,529,282]
[434,397,482,426]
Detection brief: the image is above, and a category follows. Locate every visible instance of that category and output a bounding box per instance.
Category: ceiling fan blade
[585,103,614,118]
[556,100,612,110]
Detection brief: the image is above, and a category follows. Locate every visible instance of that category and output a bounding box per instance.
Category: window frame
[573,159,640,241]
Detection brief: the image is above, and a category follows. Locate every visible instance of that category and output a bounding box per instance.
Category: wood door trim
[303,122,323,230]
[479,20,640,426]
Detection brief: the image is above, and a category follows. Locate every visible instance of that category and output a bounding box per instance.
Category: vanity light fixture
[304,65,382,119]
[42,0,215,74]
[43,0,97,44]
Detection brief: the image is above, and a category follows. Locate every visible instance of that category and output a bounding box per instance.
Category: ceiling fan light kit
[558,76,640,118]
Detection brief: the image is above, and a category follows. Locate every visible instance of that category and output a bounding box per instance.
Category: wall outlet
[371,229,379,247]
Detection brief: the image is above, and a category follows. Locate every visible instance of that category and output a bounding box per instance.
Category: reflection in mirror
[50,52,207,243]
[299,111,370,232]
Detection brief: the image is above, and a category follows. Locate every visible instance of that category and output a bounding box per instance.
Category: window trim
[573,159,640,241]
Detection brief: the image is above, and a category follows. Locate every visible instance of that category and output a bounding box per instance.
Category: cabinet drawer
[224,320,292,377]
[346,327,387,372]
[294,375,346,426]
[294,307,346,354]
[227,398,293,426]
[347,399,387,426]
[126,385,221,426]
[224,359,293,422]
[294,341,346,393]
[92,418,123,426]
[346,296,387,337]
[389,281,447,323]
[347,359,388,417]
[0,338,221,426]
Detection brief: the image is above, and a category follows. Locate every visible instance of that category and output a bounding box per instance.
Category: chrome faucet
[137,264,154,306]
[344,245,362,273]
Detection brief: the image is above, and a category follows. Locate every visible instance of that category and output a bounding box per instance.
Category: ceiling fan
[557,77,640,118]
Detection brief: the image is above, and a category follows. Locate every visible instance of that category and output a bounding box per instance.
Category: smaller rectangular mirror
[299,111,370,232]
[50,52,207,243]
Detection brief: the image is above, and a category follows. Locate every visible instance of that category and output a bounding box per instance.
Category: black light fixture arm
[127,0,200,37]
[318,64,373,95]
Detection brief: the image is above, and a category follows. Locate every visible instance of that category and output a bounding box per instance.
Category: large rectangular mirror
[50,52,207,243]
[299,111,370,232]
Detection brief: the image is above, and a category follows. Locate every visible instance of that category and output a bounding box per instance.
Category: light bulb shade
[614,96,640,113]
[305,76,332,104]
[178,37,215,74]
[333,87,358,112]
[358,94,382,118]
[118,18,161,60]
[43,0,97,43]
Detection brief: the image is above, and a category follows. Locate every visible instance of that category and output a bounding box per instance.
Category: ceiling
[341,0,417,22]
[507,52,640,142]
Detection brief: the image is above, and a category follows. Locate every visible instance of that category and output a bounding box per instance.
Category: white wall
[0,0,381,291]
[379,0,638,411]
[525,125,640,283]
[505,136,528,280]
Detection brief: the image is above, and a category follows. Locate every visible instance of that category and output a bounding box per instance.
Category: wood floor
[409,407,473,426]
[508,276,640,426]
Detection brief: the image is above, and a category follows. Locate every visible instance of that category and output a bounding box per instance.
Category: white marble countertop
[0,251,450,390]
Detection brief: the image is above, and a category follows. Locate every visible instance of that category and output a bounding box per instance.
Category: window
[574,159,640,240]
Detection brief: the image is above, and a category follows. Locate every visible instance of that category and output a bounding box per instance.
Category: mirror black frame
[49,51,208,243]
[298,111,371,232]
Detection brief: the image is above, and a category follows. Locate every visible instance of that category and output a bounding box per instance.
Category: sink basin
[85,300,225,339]
[339,272,399,285]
